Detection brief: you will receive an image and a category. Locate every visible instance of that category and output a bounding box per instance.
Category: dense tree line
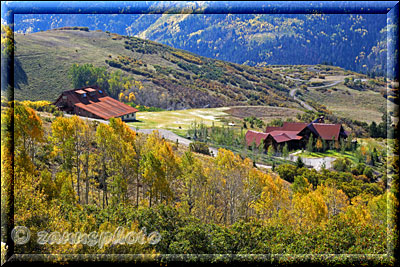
[68,63,144,99]
[368,112,395,139]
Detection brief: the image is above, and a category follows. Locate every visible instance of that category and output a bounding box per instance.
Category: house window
[83,93,87,98]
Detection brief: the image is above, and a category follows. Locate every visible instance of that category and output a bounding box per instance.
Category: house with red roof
[245,119,348,152]
[53,85,138,121]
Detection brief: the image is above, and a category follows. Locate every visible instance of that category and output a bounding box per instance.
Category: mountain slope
[13,29,296,109]
[15,13,388,74]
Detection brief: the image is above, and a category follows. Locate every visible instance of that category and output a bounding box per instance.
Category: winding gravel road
[289,79,344,112]
[289,88,316,112]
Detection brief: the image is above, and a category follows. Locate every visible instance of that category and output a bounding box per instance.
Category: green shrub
[189,141,211,156]
[275,164,298,183]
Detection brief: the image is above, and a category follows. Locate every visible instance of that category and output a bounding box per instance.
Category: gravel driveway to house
[288,154,336,171]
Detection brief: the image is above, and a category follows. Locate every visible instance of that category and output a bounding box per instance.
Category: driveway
[287,154,336,171]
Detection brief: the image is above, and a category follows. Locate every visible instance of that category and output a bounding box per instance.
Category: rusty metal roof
[54,86,138,120]
[75,96,138,120]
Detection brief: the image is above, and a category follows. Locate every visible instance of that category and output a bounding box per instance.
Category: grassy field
[127,106,305,136]
[295,150,359,161]
[224,106,304,121]
[127,107,231,136]
[294,138,388,166]
[301,83,387,123]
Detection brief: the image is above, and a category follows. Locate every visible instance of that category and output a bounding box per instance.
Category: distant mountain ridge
[14,13,389,75]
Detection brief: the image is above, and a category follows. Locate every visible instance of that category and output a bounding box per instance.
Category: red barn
[53,86,138,121]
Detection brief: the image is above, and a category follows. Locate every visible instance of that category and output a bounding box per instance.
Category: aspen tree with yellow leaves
[119,92,125,102]
[128,92,136,102]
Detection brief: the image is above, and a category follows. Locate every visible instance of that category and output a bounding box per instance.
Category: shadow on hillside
[14,58,28,90]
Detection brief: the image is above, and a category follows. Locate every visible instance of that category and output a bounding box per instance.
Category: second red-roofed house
[245,120,348,152]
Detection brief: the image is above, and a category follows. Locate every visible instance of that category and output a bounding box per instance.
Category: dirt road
[289,79,344,112]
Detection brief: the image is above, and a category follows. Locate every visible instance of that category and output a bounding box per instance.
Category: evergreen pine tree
[307,135,314,152]
[267,145,275,157]
[282,143,289,158]
[296,156,305,168]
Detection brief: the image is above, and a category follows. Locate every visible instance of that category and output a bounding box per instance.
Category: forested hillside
[15,13,389,75]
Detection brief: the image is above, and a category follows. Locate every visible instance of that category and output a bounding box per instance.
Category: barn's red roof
[271,133,292,143]
[265,122,308,134]
[249,121,347,147]
[75,96,138,120]
[54,86,138,120]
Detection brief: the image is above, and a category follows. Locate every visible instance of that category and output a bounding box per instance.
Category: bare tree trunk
[70,169,74,195]
[105,183,108,207]
[102,178,104,209]
[142,184,146,207]
[149,189,152,207]
[76,151,81,204]
[136,173,140,207]
[98,187,100,207]
[84,153,89,205]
